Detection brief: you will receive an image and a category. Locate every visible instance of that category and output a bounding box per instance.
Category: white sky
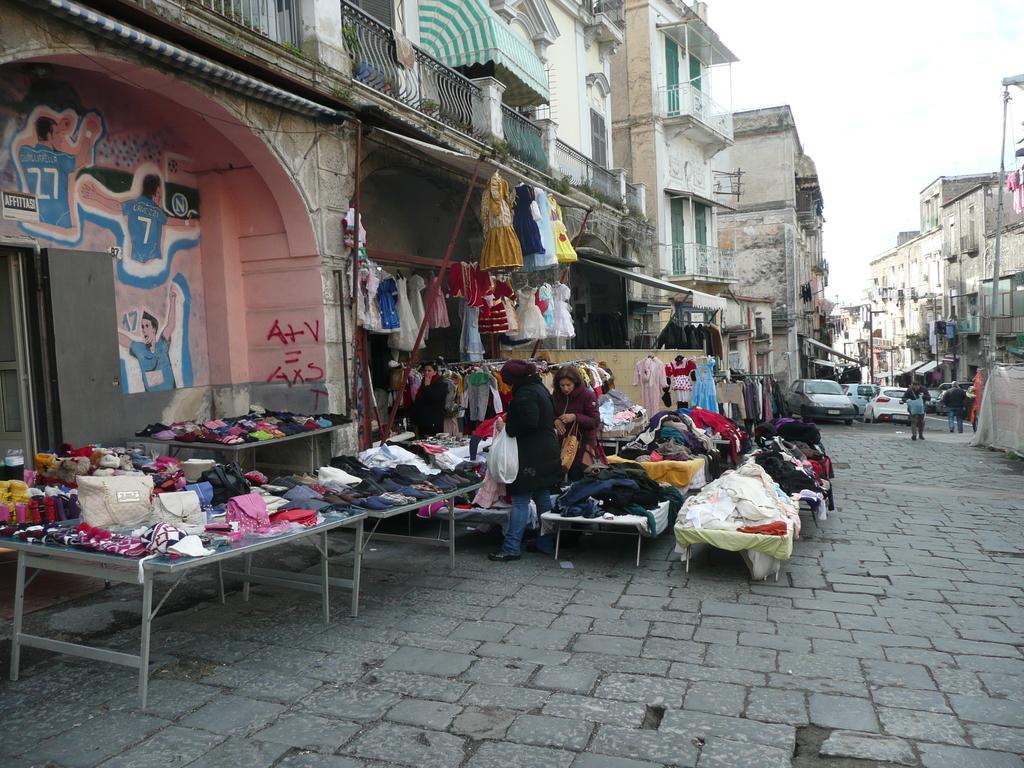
[707,0,1024,303]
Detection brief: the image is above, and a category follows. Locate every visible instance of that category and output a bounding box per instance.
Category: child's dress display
[528,186,559,271]
[537,283,555,331]
[549,195,578,263]
[479,172,523,271]
[666,358,696,405]
[408,274,427,339]
[550,282,575,338]
[512,184,544,262]
[389,276,418,351]
[377,276,401,331]
[425,276,449,330]
[690,358,719,413]
[460,303,485,361]
[357,262,385,332]
[515,287,548,339]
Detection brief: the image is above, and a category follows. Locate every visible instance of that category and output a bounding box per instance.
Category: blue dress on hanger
[690,358,719,413]
[377,277,400,330]
[512,184,544,263]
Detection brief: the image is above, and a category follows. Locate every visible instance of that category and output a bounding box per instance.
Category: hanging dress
[513,184,544,263]
[537,283,555,331]
[425,276,449,330]
[531,186,559,270]
[460,304,485,362]
[377,276,401,331]
[550,282,575,338]
[549,195,578,263]
[358,263,385,333]
[690,358,719,413]
[408,274,427,340]
[479,172,523,271]
[515,287,548,339]
[389,276,417,351]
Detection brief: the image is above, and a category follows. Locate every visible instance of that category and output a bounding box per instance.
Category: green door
[694,203,708,247]
[670,197,685,273]
[689,54,702,92]
[665,39,680,115]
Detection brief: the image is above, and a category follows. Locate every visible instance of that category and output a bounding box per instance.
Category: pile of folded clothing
[555,464,683,522]
[136,411,350,444]
[678,462,800,536]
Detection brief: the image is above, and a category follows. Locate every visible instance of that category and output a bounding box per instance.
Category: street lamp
[990,73,1024,372]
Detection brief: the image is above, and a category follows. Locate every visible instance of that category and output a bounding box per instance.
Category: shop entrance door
[0,249,31,460]
[42,249,125,446]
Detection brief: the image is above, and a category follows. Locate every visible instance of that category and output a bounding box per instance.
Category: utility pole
[868,308,875,384]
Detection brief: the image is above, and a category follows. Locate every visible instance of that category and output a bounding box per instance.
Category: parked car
[926,388,941,413]
[843,383,880,416]
[787,379,857,424]
[864,387,912,424]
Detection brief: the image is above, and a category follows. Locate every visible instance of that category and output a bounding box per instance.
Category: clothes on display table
[690,358,718,413]
[512,183,545,260]
[526,186,559,271]
[679,462,800,536]
[632,355,668,416]
[480,171,523,271]
[550,195,578,263]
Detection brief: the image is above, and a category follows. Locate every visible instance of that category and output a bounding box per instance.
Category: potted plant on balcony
[421,99,439,116]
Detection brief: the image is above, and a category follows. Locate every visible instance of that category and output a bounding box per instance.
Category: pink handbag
[226,492,270,533]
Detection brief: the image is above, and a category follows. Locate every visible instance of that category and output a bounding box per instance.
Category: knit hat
[500,359,537,387]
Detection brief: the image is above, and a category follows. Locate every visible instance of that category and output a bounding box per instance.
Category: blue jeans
[947,406,964,432]
[502,489,553,555]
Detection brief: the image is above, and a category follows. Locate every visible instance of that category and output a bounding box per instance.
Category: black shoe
[488,551,521,562]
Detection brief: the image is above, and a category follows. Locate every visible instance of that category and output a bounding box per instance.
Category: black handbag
[201,462,251,506]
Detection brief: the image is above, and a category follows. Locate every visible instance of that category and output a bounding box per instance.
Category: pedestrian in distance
[940,380,967,433]
[900,380,931,441]
[488,360,561,562]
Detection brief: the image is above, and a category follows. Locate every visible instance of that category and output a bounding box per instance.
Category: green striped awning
[419,0,550,106]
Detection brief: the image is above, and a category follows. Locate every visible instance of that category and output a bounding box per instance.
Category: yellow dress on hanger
[480,172,524,271]
[549,195,577,263]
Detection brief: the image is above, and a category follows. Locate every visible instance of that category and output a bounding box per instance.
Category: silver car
[787,379,857,424]
[843,383,880,416]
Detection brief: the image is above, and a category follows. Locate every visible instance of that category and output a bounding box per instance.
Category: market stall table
[7,510,365,707]
[132,424,346,473]
[540,500,673,567]
[674,526,793,581]
[358,482,484,569]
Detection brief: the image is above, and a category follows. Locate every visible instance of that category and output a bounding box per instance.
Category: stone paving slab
[3,424,1024,767]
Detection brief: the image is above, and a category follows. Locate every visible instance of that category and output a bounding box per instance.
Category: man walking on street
[941,381,967,433]
[901,380,930,441]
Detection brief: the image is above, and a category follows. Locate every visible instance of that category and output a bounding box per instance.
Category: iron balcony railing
[982,315,1024,335]
[625,182,644,215]
[198,0,301,46]
[501,106,548,172]
[554,140,620,202]
[960,232,979,253]
[340,1,487,137]
[657,84,733,142]
[670,243,736,281]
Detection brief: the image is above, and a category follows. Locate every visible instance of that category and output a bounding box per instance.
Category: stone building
[0,0,653,458]
[716,105,831,383]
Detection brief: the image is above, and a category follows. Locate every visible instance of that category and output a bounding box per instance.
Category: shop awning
[419,0,550,105]
[916,361,938,374]
[803,336,862,365]
[894,361,926,377]
[812,358,837,368]
[578,258,728,311]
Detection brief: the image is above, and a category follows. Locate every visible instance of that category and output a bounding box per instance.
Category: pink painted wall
[0,58,324,394]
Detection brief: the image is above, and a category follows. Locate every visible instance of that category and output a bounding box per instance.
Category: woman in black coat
[410,362,447,436]
[489,359,561,561]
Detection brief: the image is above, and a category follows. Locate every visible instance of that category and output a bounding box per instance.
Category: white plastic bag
[489,429,519,484]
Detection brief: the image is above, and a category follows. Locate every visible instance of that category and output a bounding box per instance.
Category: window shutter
[590,109,607,168]
[360,0,393,26]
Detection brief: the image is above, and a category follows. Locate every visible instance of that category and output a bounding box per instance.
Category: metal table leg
[217,563,225,605]
[351,519,363,618]
[685,544,691,573]
[320,530,330,624]
[242,554,253,602]
[635,533,642,567]
[139,573,154,708]
[448,498,456,569]
[554,524,562,560]
[9,551,26,682]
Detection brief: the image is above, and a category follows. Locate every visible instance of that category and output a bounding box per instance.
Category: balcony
[657,84,733,151]
[669,243,736,283]
[554,140,620,203]
[625,182,645,216]
[956,316,980,334]
[501,106,548,172]
[198,0,300,46]
[982,315,1024,336]
[340,1,487,137]
[960,232,979,255]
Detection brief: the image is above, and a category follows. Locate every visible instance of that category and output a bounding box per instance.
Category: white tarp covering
[972,364,1024,455]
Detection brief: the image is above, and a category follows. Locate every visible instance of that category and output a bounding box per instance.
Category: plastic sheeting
[972,365,1024,455]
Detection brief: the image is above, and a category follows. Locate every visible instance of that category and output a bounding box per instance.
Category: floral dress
[480,172,523,271]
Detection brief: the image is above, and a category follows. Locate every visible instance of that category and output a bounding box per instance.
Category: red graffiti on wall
[265,318,325,387]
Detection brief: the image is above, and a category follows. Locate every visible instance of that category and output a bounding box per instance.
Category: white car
[864,387,911,424]
[843,383,880,416]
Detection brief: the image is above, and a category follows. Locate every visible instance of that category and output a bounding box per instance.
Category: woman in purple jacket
[552,366,603,481]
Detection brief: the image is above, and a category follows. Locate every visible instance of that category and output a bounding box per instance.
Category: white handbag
[78,474,154,529]
[153,490,205,526]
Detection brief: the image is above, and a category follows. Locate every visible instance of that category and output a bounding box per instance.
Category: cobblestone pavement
[2,422,1023,767]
